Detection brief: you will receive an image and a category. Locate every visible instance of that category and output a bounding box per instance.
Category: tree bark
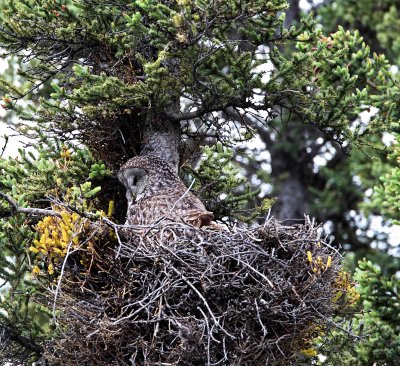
[271,175,310,222]
[140,110,181,173]
[264,122,316,222]
[136,88,182,171]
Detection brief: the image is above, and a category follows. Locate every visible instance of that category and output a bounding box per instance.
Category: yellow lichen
[177,0,192,6]
[307,250,332,275]
[172,13,184,28]
[30,208,93,276]
[326,255,332,270]
[300,347,318,357]
[333,270,360,307]
[107,200,115,217]
[176,32,187,43]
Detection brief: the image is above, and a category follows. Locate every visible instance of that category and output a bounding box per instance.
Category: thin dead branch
[33,216,346,366]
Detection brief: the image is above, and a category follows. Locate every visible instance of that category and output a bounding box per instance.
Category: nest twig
[38,217,344,366]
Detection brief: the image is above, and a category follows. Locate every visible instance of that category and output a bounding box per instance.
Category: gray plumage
[118,155,214,227]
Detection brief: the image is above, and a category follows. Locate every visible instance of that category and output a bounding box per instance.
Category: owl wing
[172,190,214,227]
[181,209,214,228]
[127,188,214,228]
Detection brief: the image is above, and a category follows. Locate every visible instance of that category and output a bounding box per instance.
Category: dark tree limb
[0,192,62,218]
[0,323,44,358]
[284,0,301,29]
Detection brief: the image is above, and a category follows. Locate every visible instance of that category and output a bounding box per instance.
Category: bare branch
[0,192,62,218]
[0,323,44,356]
[39,217,351,366]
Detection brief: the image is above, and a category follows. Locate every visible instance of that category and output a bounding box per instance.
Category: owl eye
[126,174,137,188]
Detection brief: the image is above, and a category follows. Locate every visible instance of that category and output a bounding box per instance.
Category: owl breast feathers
[118,155,214,228]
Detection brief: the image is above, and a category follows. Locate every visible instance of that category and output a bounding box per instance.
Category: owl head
[118,155,178,204]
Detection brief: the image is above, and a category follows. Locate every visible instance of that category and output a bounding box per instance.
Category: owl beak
[126,188,135,205]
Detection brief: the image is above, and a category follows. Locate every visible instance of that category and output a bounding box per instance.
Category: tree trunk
[139,94,181,173]
[268,123,313,222]
[285,0,301,28]
[141,115,180,173]
[271,175,310,222]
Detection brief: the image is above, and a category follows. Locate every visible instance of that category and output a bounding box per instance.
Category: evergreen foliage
[186,143,276,223]
[373,136,400,224]
[0,212,46,365]
[0,0,399,364]
[1,0,399,164]
[306,2,400,364]
[0,141,113,363]
[316,260,400,366]
[319,0,400,65]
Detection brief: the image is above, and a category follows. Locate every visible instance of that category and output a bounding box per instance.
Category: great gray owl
[118,155,214,227]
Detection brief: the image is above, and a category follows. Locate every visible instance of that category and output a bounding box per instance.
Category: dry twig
[33,217,345,366]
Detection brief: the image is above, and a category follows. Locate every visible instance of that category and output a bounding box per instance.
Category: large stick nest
[40,217,343,366]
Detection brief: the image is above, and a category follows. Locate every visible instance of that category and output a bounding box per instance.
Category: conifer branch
[0,323,44,357]
[166,103,230,121]
[0,192,62,218]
